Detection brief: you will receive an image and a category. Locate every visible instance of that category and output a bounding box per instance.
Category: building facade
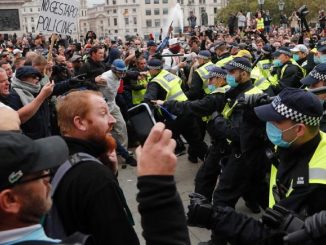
[20,0,226,40]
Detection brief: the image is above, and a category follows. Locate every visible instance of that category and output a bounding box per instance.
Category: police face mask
[266,122,299,148]
[208,84,216,92]
[226,74,238,88]
[314,56,321,64]
[320,55,326,64]
[292,54,300,62]
[273,59,283,67]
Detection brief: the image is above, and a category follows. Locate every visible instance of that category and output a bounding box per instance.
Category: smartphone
[128,103,156,145]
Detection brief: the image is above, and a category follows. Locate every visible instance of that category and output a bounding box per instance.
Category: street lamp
[257,0,265,13]
[278,0,285,12]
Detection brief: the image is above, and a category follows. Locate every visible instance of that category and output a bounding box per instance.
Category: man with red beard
[54,90,140,245]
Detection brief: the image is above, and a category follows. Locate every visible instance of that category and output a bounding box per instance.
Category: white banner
[37,0,80,35]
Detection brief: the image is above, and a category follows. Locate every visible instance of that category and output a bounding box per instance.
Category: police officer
[144,58,208,162]
[314,38,326,64]
[186,50,217,100]
[155,67,229,200]
[204,58,269,245]
[251,44,275,96]
[300,63,326,132]
[189,88,326,245]
[215,42,233,67]
[269,47,304,94]
[290,44,311,74]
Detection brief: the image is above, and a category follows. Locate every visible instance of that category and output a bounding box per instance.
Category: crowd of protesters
[0,6,326,245]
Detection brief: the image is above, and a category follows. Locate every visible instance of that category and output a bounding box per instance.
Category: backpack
[43,153,102,244]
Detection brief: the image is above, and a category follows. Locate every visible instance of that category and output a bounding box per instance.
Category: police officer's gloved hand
[240,93,270,109]
[304,211,326,239]
[262,204,304,233]
[69,74,87,86]
[187,193,216,229]
[207,115,228,140]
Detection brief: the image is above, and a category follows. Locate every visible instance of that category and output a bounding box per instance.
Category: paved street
[118,151,262,245]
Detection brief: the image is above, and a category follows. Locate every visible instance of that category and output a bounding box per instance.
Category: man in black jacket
[55,90,139,245]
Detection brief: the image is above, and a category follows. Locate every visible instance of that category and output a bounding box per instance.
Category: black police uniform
[144,71,208,161]
[163,89,229,201]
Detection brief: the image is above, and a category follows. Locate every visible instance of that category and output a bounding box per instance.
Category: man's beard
[89,132,116,154]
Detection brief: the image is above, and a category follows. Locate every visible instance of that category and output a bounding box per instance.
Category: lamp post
[278,0,285,13]
[257,0,265,13]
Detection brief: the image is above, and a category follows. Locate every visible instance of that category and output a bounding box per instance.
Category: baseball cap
[223,57,252,73]
[15,66,43,80]
[273,47,293,57]
[203,66,227,79]
[254,88,323,126]
[290,44,309,54]
[233,50,252,60]
[0,132,69,190]
[300,63,326,85]
[197,50,211,59]
[112,59,127,72]
[13,49,23,55]
[70,54,82,63]
[169,38,180,46]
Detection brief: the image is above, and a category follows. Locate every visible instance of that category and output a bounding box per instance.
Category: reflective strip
[309,168,326,180]
[255,77,267,87]
[168,90,184,101]
[152,78,170,92]
[197,69,206,77]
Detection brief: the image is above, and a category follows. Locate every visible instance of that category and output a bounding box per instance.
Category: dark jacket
[137,176,191,245]
[54,137,139,245]
[184,63,207,101]
[78,58,107,83]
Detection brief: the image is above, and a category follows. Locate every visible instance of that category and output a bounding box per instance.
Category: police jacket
[271,61,304,94]
[78,57,107,83]
[270,133,326,216]
[185,62,216,100]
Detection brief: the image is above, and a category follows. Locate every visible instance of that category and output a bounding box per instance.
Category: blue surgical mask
[266,122,299,148]
[320,55,326,64]
[292,54,300,62]
[226,74,238,88]
[208,84,216,92]
[273,59,283,67]
[314,56,321,64]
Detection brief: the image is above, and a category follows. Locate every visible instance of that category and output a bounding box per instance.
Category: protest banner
[36,0,80,35]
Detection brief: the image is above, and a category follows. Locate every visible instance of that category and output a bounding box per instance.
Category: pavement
[118,151,262,245]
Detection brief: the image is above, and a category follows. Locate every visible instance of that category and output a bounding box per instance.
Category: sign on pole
[36,0,80,35]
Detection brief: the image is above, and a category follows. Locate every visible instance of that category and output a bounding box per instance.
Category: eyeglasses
[17,170,53,186]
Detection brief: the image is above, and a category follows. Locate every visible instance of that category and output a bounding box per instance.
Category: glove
[304,211,326,239]
[187,193,215,229]
[238,93,270,109]
[69,74,87,86]
[262,204,304,233]
[207,115,228,140]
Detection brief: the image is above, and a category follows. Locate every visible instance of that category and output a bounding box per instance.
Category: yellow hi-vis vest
[132,78,148,105]
[269,132,326,208]
[251,59,273,91]
[216,55,233,68]
[195,61,217,94]
[151,70,188,102]
[268,60,306,86]
[256,18,264,30]
[221,85,263,119]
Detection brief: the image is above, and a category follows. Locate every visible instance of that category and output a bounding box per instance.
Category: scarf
[11,76,41,106]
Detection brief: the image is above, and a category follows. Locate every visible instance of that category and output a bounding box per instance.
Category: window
[163,8,168,14]
[154,9,160,15]
[30,8,33,12]
[180,0,184,4]
[133,8,136,12]
[154,19,160,27]
[133,0,136,2]
[134,28,137,32]
[38,8,40,11]
[124,9,129,14]
[113,0,116,4]
[203,0,205,3]
[125,18,129,25]
[145,0,150,4]
[126,29,130,33]
[32,26,35,32]
[146,9,151,15]
[114,18,117,25]
[113,9,117,13]
[107,10,111,13]
[163,0,168,3]
[133,17,137,24]
[214,7,217,14]
[214,0,217,2]
[24,17,27,22]
[100,20,103,24]
[31,17,34,22]
[154,0,159,3]
[84,23,87,26]
[115,30,118,33]
[101,26,104,31]
[125,0,128,3]
[146,20,152,27]
[108,18,110,25]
